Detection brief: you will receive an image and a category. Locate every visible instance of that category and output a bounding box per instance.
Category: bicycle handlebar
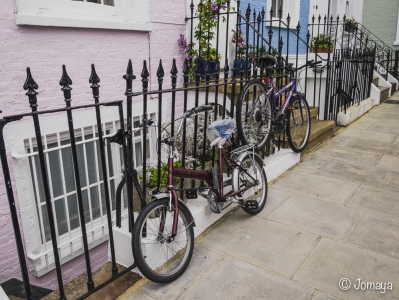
[139,119,155,128]
[290,60,322,73]
[184,104,213,117]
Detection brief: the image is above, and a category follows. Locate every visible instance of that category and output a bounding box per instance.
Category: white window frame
[267,0,300,29]
[14,0,152,31]
[7,100,160,276]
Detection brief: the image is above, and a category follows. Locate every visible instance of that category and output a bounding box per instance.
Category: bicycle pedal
[185,189,198,199]
[245,200,259,210]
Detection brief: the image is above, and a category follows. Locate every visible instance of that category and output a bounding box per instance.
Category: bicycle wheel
[236,80,272,151]
[286,94,311,153]
[132,198,194,283]
[234,153,267,215]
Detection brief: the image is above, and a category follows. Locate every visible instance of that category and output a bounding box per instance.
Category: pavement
[120,92,399,300]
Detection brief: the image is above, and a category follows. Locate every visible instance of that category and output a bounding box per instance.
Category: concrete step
[303,120,336,154]
[378,86,390,102]
[309,106,318,122]
[390,82,397,92]
[372,76,379,86]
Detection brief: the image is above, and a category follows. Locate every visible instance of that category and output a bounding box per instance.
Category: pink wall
[0,0,186,291]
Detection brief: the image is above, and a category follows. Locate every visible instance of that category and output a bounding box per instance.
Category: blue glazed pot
[200,61,217,78]
[235,59,248,73]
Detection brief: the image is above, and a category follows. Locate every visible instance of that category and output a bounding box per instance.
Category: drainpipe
[327,0,331,19]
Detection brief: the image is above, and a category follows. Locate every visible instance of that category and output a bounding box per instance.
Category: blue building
[238,0,310,55]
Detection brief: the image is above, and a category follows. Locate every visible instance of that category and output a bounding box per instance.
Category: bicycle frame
[165,143,259,237]
[266,76,304,120]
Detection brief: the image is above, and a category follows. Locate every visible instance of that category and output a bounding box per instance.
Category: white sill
[393,40,399,46]
[15,14,152,32]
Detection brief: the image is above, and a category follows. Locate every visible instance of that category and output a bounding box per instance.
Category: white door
[309,0,331,24]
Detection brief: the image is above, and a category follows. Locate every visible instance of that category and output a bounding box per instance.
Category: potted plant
[311,33,335,53]
[199,43,221,79]
[232,28,248,72]
[178,0,229,81]
[344,17,359,33]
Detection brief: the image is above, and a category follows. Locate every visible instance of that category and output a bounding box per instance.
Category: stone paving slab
[379,171,399,192]
[126,291,153,300]
[393,136,399,144]
[268,195,360,241]
[272,171,359,205]
[346,138,399,156]
[138,245,223,300]
[346,116,378,130]
[295,156,332,173]
[294,239,399,300]
[178,256,314,300]
[347,213,399,260]
[375,154,399,172]
[318,160,387,188]
[347,185,399,220]
[339,128,396,143]
[256,187,293,219]
[360,111,399,120]
[325,135,355,147]
[199,211,319,277]
[311,291,342,300]
[312,145,383,166]
[366,122,399,135]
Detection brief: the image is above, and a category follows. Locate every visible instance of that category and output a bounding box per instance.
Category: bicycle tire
[132,198,194,283]
[286,94,311,153]
[233,152,267,215]
[236,80,272,151]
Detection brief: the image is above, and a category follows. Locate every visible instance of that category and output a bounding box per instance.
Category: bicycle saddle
[207,119,236,147]
[260,55,277,67]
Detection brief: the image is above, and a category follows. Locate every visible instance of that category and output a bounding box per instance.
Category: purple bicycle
[236,55,322,152]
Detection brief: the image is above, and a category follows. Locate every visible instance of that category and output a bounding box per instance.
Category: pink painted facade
[0,0,186,290]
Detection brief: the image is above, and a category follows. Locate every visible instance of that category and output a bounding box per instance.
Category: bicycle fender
[151,193,196,227]
[232,152,265,193]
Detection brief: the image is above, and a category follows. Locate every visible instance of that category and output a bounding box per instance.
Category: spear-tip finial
[23,67,39,91]
[141,60,150,79]
[170,59,178,77]
[123,59,136,81]
[89,64,100,85]
[59,65,72,87]
[157,59,165,78]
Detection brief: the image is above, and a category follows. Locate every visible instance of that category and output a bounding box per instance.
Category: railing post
[0,116,32,299]
[141,61,150,202]
[61,65,94,291]
[157,60,165,193]
[122,60,140,238]
[24,68,66,300]
[89,64,119,277]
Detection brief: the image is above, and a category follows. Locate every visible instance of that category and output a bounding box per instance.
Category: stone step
[372,76,379,86]
[390,82,397,92]
[303,120,336,154]
[309,106,318,122]
[378,86,390,102]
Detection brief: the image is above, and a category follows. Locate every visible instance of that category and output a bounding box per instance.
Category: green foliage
[146,161,182,189]
[344,17,359,29]
[311,33,335,49]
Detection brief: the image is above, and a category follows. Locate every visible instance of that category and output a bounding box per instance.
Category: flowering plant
[232,28,246,59]
[179,0,231,81]
[178,34,198,82]
[195,0,229,60]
